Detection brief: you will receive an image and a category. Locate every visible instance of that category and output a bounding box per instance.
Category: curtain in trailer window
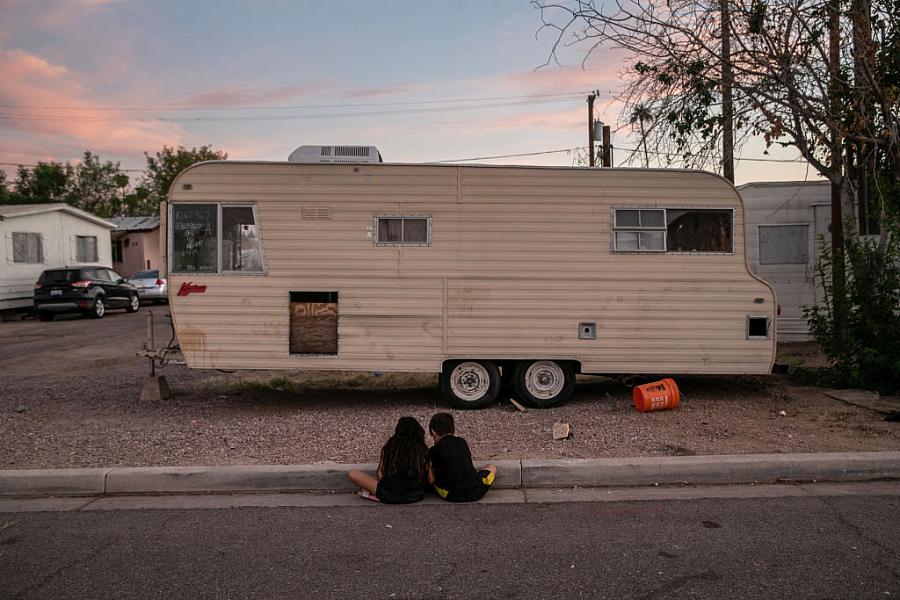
[666,210,733,252]
[76,236,98,262]
[12,232,43,263]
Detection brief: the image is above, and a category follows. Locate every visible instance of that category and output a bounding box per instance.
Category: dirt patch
[0,316,897,470]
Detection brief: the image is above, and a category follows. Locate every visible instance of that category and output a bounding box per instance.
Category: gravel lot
[1,310,897,470]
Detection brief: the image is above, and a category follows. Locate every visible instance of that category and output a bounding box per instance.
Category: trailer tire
[514,360,575,408]
[440,360,501,410]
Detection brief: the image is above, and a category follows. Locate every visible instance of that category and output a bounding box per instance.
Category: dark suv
[34,267,140,321]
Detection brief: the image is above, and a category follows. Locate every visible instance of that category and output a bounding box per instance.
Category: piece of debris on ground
[553,422,572,440]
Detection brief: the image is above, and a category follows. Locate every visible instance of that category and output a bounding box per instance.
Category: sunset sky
[0,0,813,185]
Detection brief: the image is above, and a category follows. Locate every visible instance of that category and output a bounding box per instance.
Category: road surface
[2,483,899,599]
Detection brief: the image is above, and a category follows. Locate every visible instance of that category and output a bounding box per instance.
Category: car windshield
[38,270,80,284]
[133,270,159,279]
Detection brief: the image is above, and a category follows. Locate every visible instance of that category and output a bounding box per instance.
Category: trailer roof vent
[288,145,383,164]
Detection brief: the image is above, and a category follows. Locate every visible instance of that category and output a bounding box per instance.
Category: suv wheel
[90,296,106,319]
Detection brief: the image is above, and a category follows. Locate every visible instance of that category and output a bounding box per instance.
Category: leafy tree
[139,145,227,211]
[70,151,131,218]
[0,170,11,203]
[13,161,74,205]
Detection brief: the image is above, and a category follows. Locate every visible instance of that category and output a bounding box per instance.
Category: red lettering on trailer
[177,282,207,297]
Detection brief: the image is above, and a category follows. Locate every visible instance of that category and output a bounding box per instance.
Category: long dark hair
[379,417,430,483]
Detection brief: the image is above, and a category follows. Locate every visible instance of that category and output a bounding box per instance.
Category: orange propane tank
[632,378,681,412]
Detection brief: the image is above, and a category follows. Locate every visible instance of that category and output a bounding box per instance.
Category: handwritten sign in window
[172,204,217,272]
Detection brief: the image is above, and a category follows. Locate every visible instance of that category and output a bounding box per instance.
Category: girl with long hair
[349,416,434,504]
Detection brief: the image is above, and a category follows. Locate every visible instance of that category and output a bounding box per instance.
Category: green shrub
[804,224,900,393]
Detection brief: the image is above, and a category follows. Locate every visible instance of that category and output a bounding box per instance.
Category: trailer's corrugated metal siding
[167,163,776,373]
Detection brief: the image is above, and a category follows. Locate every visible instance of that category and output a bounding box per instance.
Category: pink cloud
[348,82,426,99]
[0,49,182,159]
[33,0,124,28]
[178,82,334,108]
[478,106,585,132]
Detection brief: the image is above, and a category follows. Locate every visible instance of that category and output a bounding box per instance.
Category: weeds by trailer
[162,162,776,409]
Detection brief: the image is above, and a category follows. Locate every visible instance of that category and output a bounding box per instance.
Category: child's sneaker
[357,490,380,502]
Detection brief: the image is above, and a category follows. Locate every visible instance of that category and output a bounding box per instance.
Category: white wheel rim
[525,361,565,400]
[449,362,490,402]
[131,296,139,310]
[96,299,104,317]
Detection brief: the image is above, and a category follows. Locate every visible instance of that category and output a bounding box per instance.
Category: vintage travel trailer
[163,159,777,408]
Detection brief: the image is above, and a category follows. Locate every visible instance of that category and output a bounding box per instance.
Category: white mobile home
[164,162,777,408]
[1,203,115,311]
[739,181,838,341]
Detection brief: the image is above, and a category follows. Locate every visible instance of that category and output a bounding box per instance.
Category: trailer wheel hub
[450,362,490,402]
[525,361,565,400]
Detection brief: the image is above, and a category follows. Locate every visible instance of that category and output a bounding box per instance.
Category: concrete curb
[1,452,898,498]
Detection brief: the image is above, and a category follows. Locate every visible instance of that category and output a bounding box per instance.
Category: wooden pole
[587,93,597,167]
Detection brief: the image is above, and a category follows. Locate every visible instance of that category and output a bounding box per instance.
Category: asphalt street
[2,485,899,599]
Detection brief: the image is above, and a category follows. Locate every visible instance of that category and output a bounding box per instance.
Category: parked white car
[129,269,167,303]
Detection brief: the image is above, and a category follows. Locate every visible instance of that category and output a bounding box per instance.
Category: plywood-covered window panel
[289,291,338,355]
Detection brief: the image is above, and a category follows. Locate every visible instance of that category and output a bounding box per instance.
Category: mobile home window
[76,235,98,263]
[613,209,666,251]
[222,206,263,272]
[759,224,808,265]
[170,203,265,274]
[666,209,733,253]
[12,232,43,263]
[112,239,123,263]
[375,216,431,246]
[171,204,218,273]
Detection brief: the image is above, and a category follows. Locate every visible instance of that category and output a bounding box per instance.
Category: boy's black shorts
[434,469,495,503]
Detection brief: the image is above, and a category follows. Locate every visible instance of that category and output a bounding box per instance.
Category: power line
[613,145,808,164]
[0,91,604,112]
[2,145,810,171]
[432,147,580,163]
[0,161,145,172]
[0,95,595,123]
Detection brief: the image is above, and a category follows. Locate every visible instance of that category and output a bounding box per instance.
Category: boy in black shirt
[428,412,496,502]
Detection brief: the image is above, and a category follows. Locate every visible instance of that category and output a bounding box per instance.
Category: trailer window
[375,216,431,246]
[759,224,808,264]
[12,232,43,264]
[666,209,733,253]
[170,203,265,274]
[76,235,98,263]
[613,209,666,251]
[171,204,218,273]
[222,206,263,272]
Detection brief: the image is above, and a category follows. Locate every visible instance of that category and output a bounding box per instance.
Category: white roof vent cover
[288,145,382,164]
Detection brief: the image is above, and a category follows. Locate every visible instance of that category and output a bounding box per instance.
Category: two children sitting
[348,413,496,504]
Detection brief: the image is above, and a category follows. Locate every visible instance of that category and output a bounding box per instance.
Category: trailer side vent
[290,291,338,355]
[747,316,770,339]
[301,207,333,220]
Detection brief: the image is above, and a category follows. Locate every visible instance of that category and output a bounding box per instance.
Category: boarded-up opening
[290,291,338,355]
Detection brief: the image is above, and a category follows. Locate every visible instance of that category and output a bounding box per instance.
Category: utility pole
[587,92,597,167]
[828,0,848,347]
[602,125,612,167]
[721,0,735,183]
